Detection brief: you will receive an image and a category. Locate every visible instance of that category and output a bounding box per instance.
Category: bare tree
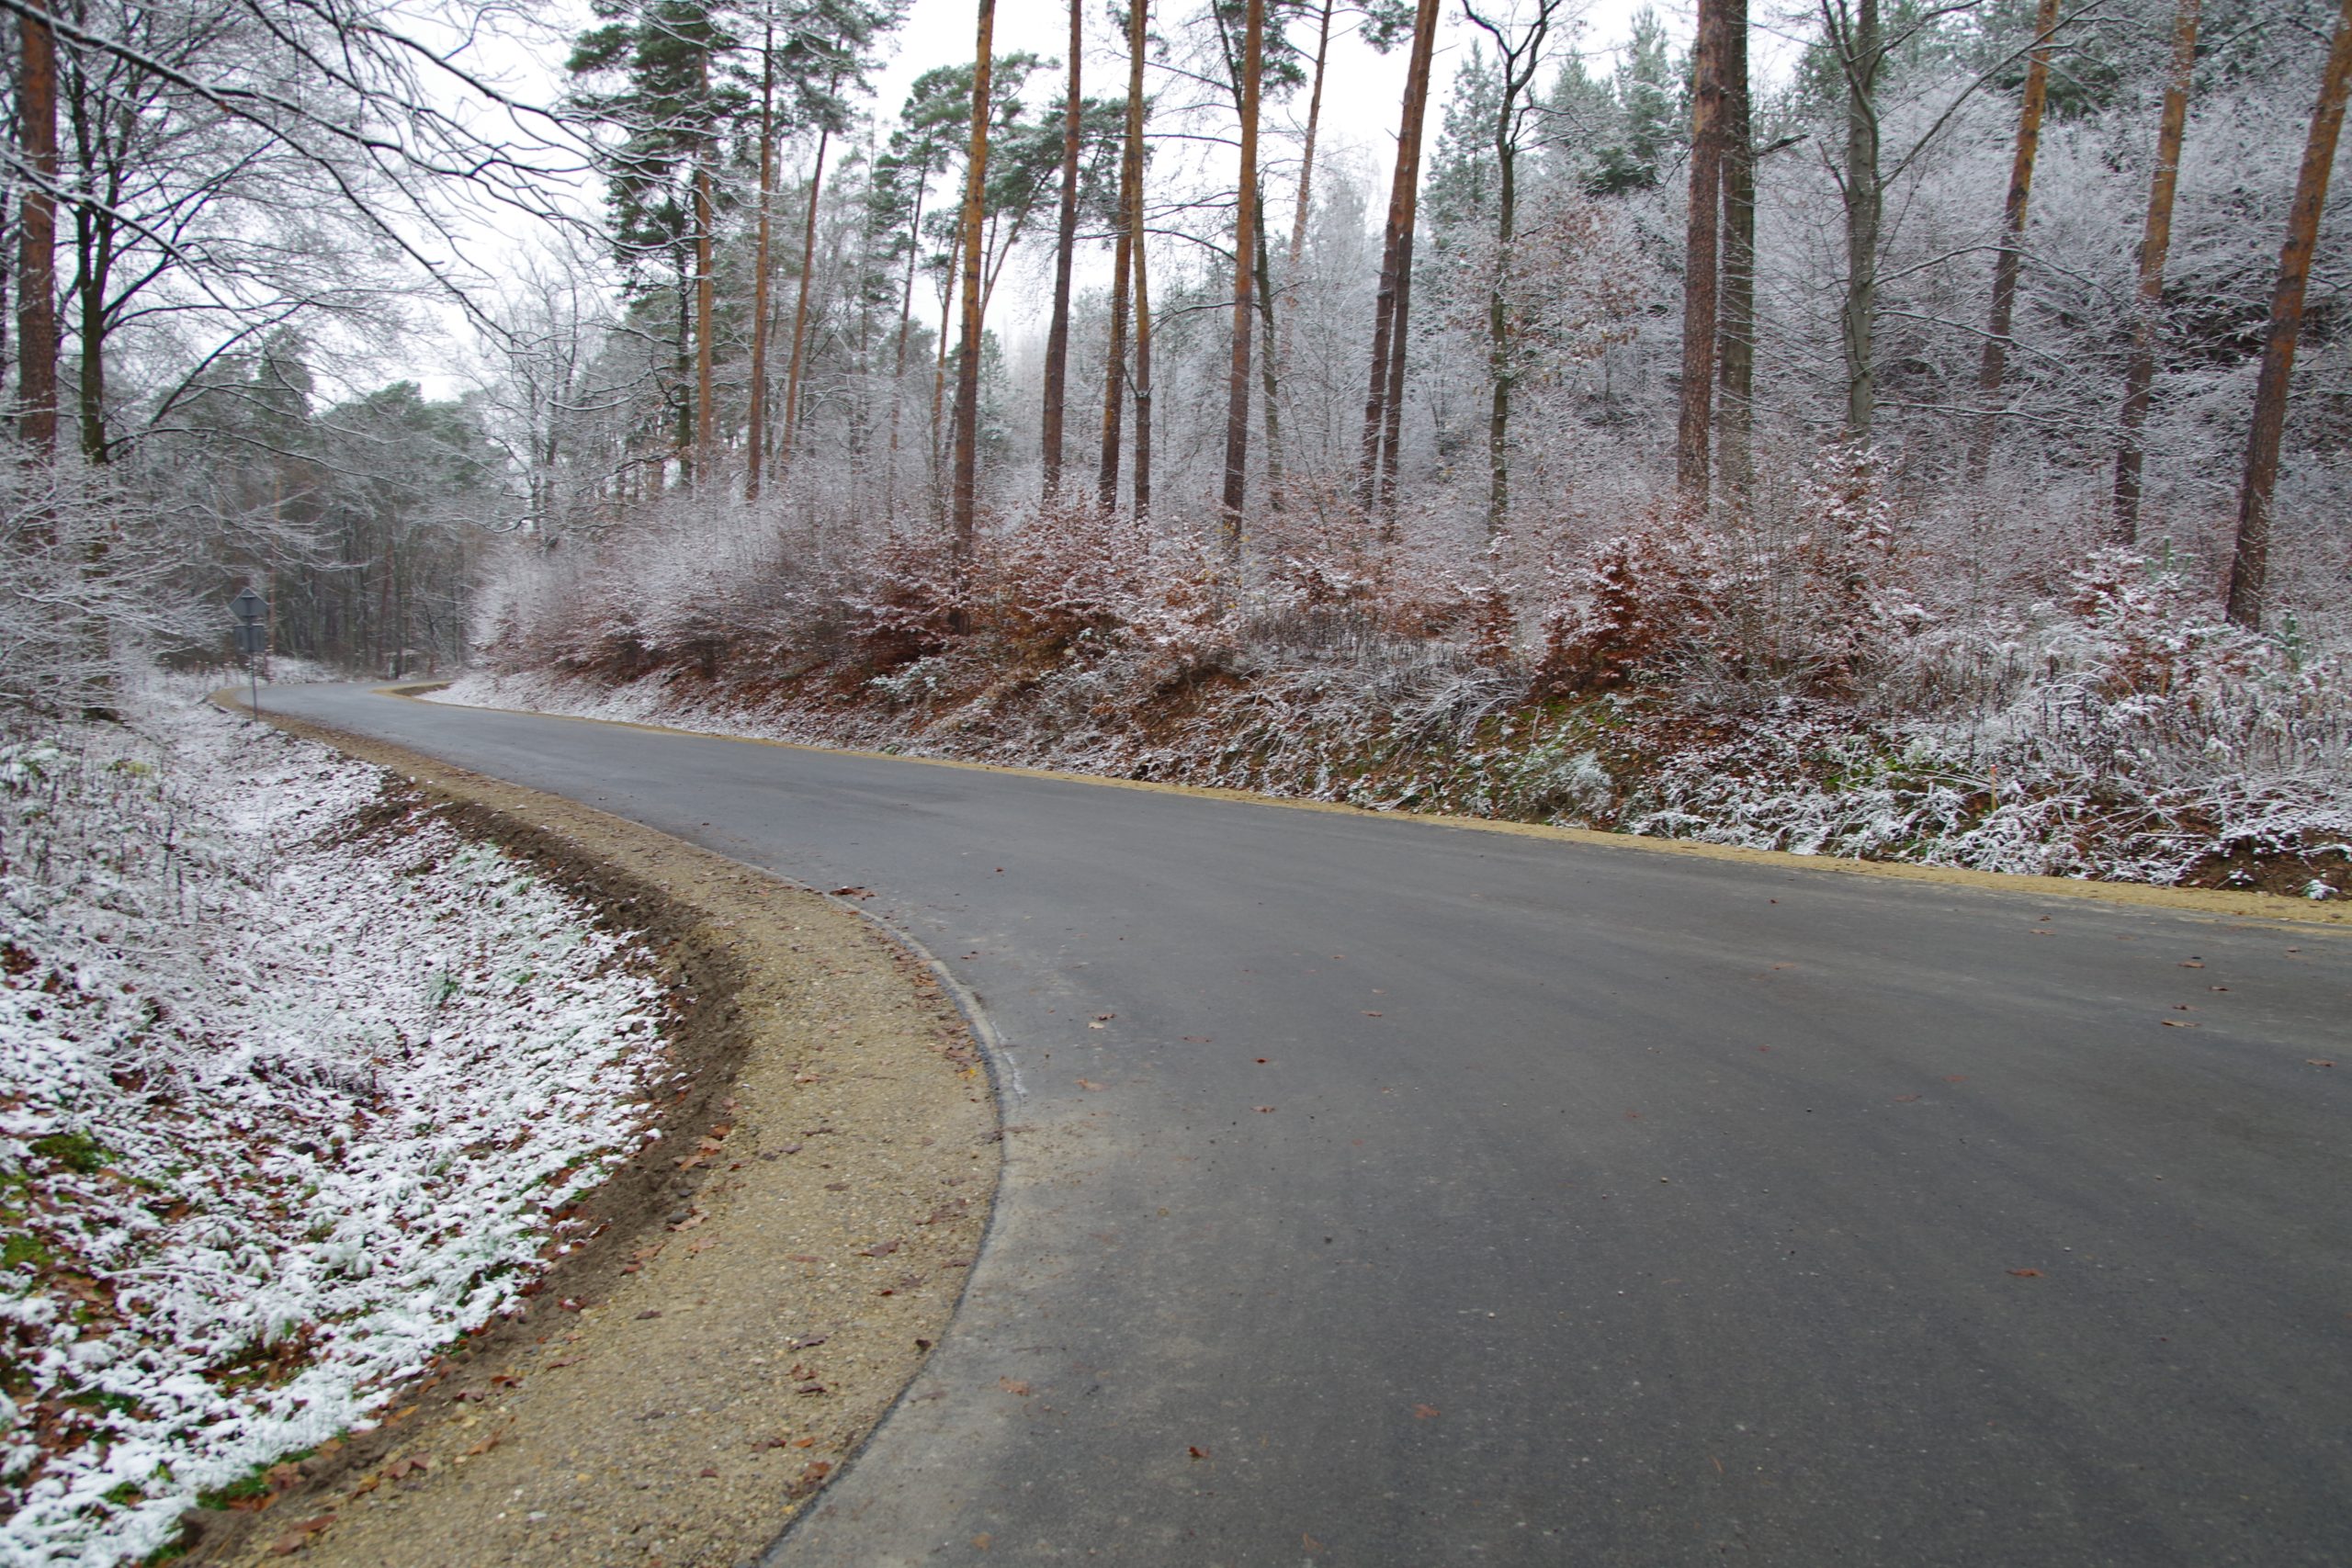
[1462,0,1565,533]
[2226,0,2352,629]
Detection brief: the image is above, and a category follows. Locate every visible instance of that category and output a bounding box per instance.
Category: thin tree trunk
[931,220,961,511]
[17,6,59,458]
[1359,0,1442,512]
[2226,0,2352,628]
[1485,85,1518,534]
[952,1,999,573]
[783,107,839,468]
[1677,0,1729,500]
[75,211,109,463]
[2113,0,2200,544]
[694,158,717,483]
[1219,0,1265,558]
[746,26,777,502]
[1042,0,1083,494]
[1716,0,1755,501]
[1276,0,1332,444]
[1254,190,1285,512]
[884,179,929,522]
[1099,0,1148,506]
[1970,0,2061,477]
[1838,0,1882,442]
[1133,184,1153,519]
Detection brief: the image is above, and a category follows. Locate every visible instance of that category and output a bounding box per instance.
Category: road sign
[234,622,267,655]
[231,587,266,623]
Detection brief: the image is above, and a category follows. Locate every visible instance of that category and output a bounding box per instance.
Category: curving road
[265,684,2350,1568]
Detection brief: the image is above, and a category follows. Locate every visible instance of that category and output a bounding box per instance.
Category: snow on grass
[0,688,668,1566]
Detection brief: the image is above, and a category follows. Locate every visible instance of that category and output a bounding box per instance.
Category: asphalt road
[265,684,2351,1568]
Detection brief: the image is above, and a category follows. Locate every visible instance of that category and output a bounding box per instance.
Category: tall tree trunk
[1838,0,1883,442]
[746,27,777,502]
[783,109,839,468]
[694,157,717,484]
[1133,182,1153,519]
[1219,0,1265,558]
[884,179,929,522]
[931,220,961,512]
[2113,0,2200,544]
[1676,0,1729,501]
[75,209,109,464]
[1254,190,1285,512]
[1099,0,1148,506]
[1716,0,1755,501]
[673,248,694,481]
[1970,0,2061,476]
[2226,0,2352,629]
[1042,0,1083,494]
[1485,77,1519,533]
[1276,0,1333,448]
[17,6,59,458]
[952,2,999,571]
[1359,0,1442,512]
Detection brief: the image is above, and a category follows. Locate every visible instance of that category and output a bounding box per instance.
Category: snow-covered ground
[0,684,670,1566]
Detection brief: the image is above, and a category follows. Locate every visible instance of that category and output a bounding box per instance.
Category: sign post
[230,588,267,716]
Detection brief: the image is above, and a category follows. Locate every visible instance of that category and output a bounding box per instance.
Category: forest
[4,0,2350,889]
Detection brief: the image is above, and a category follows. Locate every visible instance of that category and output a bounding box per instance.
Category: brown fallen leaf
[787,1253,822,1264]
[2310,1059,2336,1068]
[1076,1078,1107,1090]
[1189,1444,1212,1460]
[464,1432,501,1457]
[2161,1020,2197,1029]
[2008,1269,2042,1278]
[859,1238,902,1258]
[972,1535,992,1551]
[829,886,875,898]
[998,1378,1031,1397]
[1304,1534,1326,1553]
[1414,1404,1441,1419]
[1894,1093,1921,1103]
[2178,960,2204,968]
[1255,1106,1276,1113]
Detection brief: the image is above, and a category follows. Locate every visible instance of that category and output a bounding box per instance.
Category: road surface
[265,684,2351,1568]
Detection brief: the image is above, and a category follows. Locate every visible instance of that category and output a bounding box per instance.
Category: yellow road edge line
[374,682,2350,932]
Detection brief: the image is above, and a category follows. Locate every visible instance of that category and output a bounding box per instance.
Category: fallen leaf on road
[1363,1010,1384,1018]
[999,1378,1031,1397]
[2179,960,2204,968]
[1076,1078,1107,1090]
[1894,1093,1921,1102]
[1414,1404,1441,1419]
[2310,1059,2335,1068]
[1255,1106,1275,1113]
[829,886,875,898]
[1188,1445,1210,1460]
[859,1238,902,1258]
[1304,1534,1325,1552]
[1183,1035,1213,1043]
[2008,1269,2042,1278]
[2161,1020,2197,1029]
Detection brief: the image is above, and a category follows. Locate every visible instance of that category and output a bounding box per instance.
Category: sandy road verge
[196,703,1000,1568]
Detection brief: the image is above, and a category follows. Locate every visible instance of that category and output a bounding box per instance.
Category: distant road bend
[270,683,2351,1568]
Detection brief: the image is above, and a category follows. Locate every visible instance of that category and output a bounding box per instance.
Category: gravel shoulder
[196,701,1000,1568]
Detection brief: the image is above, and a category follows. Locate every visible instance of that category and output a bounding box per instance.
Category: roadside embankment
[191,702,998,1568]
